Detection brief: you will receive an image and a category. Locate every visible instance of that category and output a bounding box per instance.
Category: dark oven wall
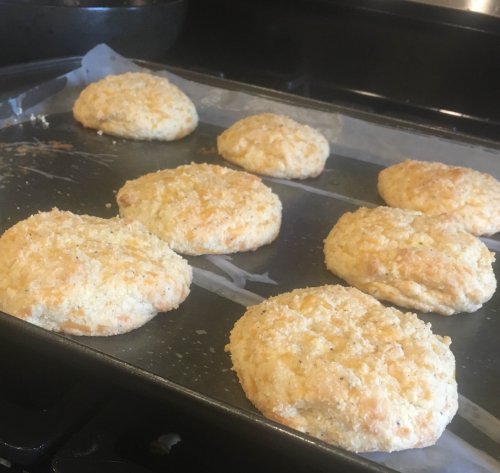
[163,0,500,142]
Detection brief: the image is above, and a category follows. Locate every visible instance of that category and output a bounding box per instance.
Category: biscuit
[73,72,198,141]
[226,285,458,452]
[378,159,500,236]
[117,163,282,255]
[0,209,192,336]
[217,114,330,179]
[324,207,496,315]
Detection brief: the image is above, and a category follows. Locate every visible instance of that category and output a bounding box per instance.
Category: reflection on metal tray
[0,58,498,473]
[403,0,500,17]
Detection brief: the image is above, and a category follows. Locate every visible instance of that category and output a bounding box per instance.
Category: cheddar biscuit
[73,72,198,141]
[117,163,282,255]
[0,209,192,336]
[324,207,496,315]
[217,114,330,179]
[226,285,458,452]
[378,159,500,236]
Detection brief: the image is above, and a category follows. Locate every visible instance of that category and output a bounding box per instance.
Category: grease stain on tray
[198,146,217,155]
[0,139,117,186]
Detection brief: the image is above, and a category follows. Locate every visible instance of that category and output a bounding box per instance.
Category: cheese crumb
[97,130,103,136]
[38,115,49,128]
[105,203,112,208]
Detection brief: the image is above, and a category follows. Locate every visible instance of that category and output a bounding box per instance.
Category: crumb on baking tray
[38,115,49,128]
[29,114,49,127]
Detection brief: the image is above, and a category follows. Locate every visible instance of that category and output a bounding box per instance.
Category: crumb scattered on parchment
[112,141,116,145]
[97,130,103,136]
[105,203,111,208]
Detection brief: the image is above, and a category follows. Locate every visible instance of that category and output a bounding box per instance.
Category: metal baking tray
[0,58,498,473]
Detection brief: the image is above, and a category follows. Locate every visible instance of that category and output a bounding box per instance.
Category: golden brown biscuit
[378,159,500,236]
[117,163,282,255]
[217,114,330,179]
[226,285,458,452]
[324,207,496,315]
[0,209,192,336]
[73,72,198,140]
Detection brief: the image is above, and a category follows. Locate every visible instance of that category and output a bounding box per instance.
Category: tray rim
[1,55,491,473]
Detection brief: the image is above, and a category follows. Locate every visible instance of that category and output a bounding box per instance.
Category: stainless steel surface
[402,0,500,17]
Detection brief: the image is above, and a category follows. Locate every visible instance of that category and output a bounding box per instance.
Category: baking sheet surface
[0,46,499,473]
